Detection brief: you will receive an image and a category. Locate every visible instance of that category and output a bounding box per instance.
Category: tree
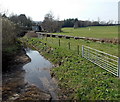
[41,12,62,33]
[9,14,33,28]
[63,18,75,27]
[9,14,33,37]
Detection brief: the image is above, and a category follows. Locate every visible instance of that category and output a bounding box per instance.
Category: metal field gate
[82,45,119,77]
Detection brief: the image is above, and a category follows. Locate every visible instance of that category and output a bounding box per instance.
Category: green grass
[41,37,118,56]
[2,44,21,55]
[55,26,118,39]
[20,37,119,100]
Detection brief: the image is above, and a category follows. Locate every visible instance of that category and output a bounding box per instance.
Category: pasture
[39,37,118,56]
[55,26,118,39]
[21,35,119,100]
[20,25,119,100]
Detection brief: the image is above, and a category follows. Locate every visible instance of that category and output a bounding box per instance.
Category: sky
[0,0,119,22]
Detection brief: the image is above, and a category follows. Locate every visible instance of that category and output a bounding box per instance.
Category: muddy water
[23,48,58,100]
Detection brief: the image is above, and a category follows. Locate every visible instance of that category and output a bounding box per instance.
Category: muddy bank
[2,48,52,101]
[2,47,31,73]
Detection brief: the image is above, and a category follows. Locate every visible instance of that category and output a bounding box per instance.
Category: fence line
[44,37,80,53]
[37,36,119,77]
[82,45,119,77]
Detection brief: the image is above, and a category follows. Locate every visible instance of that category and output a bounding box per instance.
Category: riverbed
[2,48,58,101]
[23,48,58,100]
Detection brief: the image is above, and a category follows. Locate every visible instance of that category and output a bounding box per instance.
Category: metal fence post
[82,45,84,57]
[118,57,120,78]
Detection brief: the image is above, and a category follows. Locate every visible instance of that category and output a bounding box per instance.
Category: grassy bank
[21,37,119,100]
[55,26,118,39]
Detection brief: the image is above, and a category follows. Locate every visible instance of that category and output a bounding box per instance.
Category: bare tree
[41,11,62,33]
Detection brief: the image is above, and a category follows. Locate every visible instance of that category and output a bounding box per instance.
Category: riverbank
[20,37,119,100]
[2,46,52,101]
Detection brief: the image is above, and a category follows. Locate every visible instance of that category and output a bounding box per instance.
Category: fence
[82,45,119,77]
[37,34,120,77]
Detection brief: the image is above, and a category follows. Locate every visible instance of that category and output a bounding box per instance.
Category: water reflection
[23,48,57,99]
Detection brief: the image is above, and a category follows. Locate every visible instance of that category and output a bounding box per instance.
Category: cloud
[0,0,118,21]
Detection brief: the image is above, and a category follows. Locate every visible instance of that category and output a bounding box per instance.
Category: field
[21,32,119,100]
[45,37,118,56]
[20,25,119,100]
[55,26,118,39]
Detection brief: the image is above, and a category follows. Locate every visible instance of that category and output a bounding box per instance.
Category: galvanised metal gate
[82,45,119,77]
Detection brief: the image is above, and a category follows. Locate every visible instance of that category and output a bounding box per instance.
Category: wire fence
[38,35,81,54]
[37,34,119,77]
[82,45,119,77]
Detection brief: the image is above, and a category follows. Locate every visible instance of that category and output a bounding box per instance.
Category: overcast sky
[0,0,119,21]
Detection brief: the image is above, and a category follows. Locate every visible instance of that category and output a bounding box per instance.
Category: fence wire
[82,45,119,77]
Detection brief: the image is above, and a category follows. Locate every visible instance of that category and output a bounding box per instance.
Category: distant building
[32,26,42,32]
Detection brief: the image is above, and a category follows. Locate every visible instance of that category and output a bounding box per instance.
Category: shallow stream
[23,48,58,100]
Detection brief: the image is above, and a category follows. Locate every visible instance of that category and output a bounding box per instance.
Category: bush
[2,17,17,46]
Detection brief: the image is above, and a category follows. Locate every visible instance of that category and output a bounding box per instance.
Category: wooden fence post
[38,33,39,38]
[59,39,60,46]
[68,42,70,50]
[77,45,79,55]
[46,36,47,41]
[41,35,43,40]
[52,38,53,43]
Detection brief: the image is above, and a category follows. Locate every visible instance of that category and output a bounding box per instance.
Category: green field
[20,25,119,100]
[55,26,118,39]
[45,37,118,56]
[21,36,119,100]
